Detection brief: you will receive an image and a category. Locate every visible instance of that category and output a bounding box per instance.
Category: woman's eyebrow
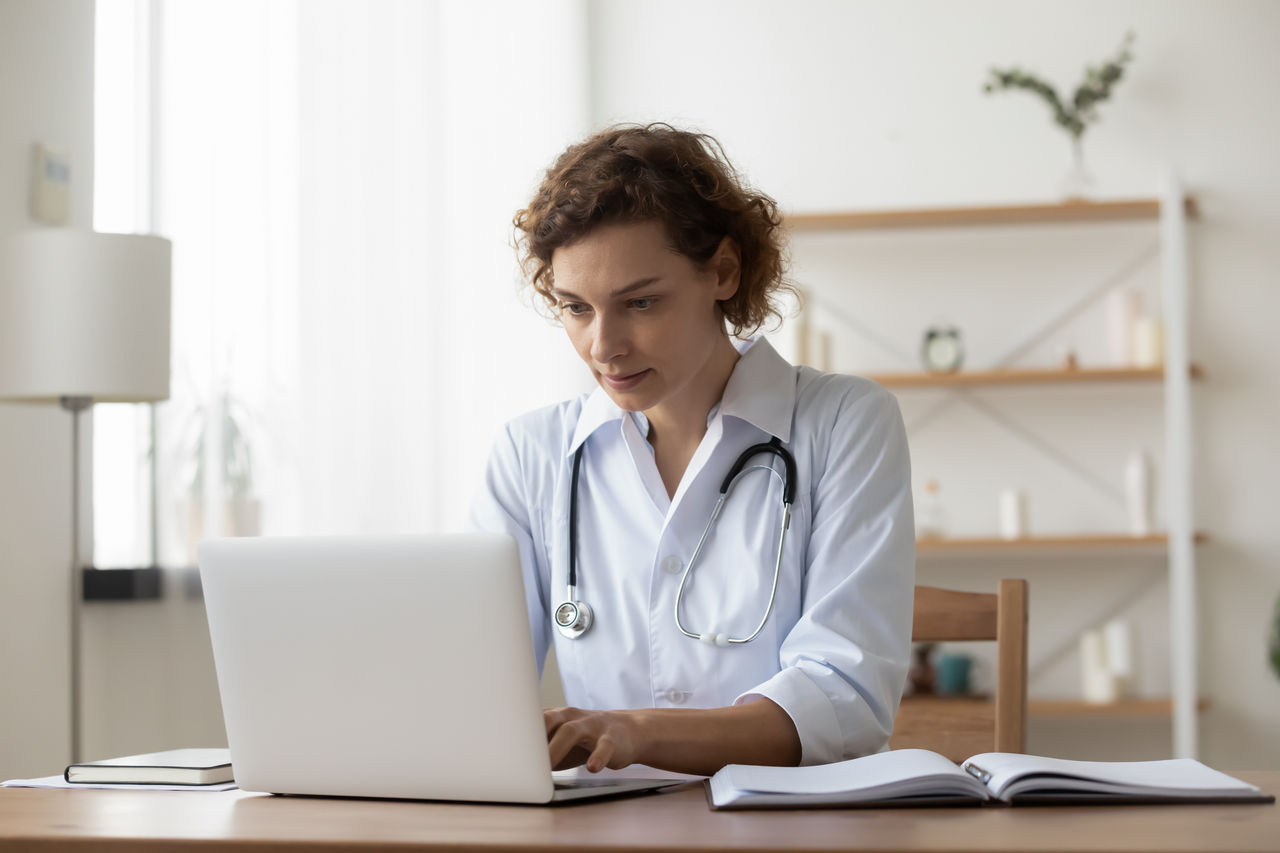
[552,276,663,302]
[610,277,662,297]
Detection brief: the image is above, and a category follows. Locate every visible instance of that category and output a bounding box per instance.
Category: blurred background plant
[170,383,261,563]
[983,31,1135,196]
[177,389,255,502]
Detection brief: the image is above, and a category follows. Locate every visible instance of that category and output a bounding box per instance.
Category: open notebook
[707,749,1273,809]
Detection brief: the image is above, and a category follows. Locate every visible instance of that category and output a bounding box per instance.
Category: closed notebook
[65,748,233,786]
[706,749,1273,809]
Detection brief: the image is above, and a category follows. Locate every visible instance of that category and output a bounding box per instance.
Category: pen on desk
[963,762,992,785]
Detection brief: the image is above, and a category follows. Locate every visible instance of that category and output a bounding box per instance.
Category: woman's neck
[645,336,741,498]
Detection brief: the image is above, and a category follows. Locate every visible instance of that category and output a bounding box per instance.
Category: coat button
[666,689,688,704]
[662,555,683,575]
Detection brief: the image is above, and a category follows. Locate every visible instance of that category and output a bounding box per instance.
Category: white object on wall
[998,488,1027,539]
[31,143,71,225]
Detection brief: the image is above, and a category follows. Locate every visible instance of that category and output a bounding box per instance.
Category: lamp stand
[61,395,91,764]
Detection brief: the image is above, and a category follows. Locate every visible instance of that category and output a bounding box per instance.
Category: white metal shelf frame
[788,177,1200,758]
[1160,172,1197,759]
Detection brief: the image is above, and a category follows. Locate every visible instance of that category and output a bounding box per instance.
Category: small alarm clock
[921,326,964,373]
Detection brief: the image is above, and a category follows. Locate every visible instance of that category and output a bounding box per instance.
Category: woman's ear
[710,236,741,301]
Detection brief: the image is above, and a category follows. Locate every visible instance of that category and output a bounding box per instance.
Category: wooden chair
[889,579,1029,762]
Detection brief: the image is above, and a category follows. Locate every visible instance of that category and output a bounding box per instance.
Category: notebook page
[719,749,982,796]
[963,753,1263,799]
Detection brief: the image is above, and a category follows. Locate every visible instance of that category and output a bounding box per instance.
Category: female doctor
[470,124,915,776]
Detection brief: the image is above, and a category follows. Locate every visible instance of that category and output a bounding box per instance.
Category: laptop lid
[198,533,560,803]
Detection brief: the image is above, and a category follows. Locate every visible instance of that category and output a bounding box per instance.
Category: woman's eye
[628,297,655,310]
[560,302,590,316]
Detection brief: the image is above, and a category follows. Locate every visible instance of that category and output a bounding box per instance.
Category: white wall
[0,0,95,779]
[588,0,1280,767]
[79,579,226,761]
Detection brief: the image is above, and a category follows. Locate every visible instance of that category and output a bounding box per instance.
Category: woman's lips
[601,369,650,392]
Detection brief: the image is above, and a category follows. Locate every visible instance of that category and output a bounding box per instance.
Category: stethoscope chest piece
[554,591,593,639]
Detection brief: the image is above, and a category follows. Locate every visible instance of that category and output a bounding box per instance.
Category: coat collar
[566,336,796,456]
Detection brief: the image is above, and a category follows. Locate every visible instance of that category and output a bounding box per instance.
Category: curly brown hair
[513,123,793,338]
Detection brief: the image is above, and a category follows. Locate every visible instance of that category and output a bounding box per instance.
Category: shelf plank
[786,197,1200,231]
[899,696,1210,719]
[1029,698,1211,719]
[863,364,1204,389]
[916,533,1208,558]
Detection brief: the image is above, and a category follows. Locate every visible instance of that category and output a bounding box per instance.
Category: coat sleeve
[736,382,916,764]
[468,423,553,677]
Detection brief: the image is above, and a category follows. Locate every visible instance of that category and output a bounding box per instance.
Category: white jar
[998,488,1027,540]
[1124,451,1154,536]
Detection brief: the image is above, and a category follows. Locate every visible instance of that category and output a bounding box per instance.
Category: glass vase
[1060,136,1095,200]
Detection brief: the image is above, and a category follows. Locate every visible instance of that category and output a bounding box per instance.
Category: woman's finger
[543,706,572,737]
[586,735,614,773]
[547,718,592,769]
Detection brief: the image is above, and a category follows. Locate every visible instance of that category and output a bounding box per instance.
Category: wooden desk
[1,773,1277,853]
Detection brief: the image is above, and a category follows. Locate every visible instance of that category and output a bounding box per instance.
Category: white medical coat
[469,337,915,764]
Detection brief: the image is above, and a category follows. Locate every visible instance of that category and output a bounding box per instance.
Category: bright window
[93,0,155,568]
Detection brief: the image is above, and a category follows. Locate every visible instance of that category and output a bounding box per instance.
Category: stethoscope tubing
[558,436,796,646]
[674,460,792,645]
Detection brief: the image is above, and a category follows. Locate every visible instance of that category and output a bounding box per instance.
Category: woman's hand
[544,707,642,773]
[543,699,801,776]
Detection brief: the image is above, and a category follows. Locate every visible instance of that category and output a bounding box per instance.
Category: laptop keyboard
[553,777,641,790]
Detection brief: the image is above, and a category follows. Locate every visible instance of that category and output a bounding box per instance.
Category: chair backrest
[889,579,1028,762]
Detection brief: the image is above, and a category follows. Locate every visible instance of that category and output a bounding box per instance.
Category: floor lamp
[0,229,171,764]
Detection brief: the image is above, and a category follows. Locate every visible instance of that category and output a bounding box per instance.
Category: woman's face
[550,220,739,415]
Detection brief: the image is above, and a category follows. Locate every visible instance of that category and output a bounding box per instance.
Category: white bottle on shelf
[1124,450,1154,536]
[1107,289,1143,365]
[1104,618,1135,698]
[1132,316,1165,368]
[1080,629,1120,704]
[998,488,1028,540]
[916,479,945,539]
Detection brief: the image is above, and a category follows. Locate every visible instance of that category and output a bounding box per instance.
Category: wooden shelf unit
[865,364,1204,390]
[1029,698,1211,719]
[899,695,1210,720]
[789,185,1203,758]
[916,533,1208,558]
[785,197,1200,232]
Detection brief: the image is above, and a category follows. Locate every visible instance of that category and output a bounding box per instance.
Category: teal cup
[935,652,973,695]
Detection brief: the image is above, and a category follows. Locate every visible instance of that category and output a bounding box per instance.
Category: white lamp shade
[0,229,171,403]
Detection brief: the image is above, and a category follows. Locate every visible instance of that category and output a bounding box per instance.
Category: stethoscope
[554,436,797,647]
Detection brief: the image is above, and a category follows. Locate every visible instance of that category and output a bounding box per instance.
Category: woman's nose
[590,312,628,364]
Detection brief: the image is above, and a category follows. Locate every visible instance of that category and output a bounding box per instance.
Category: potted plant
[175,388,261,564]
[983,31,1135,198]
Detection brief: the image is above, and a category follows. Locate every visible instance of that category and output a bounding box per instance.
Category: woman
[470,124,914,776]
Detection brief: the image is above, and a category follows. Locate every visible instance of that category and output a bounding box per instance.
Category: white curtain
[149,0,591,563]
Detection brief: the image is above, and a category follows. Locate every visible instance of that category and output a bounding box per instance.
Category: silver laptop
[198,533,678,803]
